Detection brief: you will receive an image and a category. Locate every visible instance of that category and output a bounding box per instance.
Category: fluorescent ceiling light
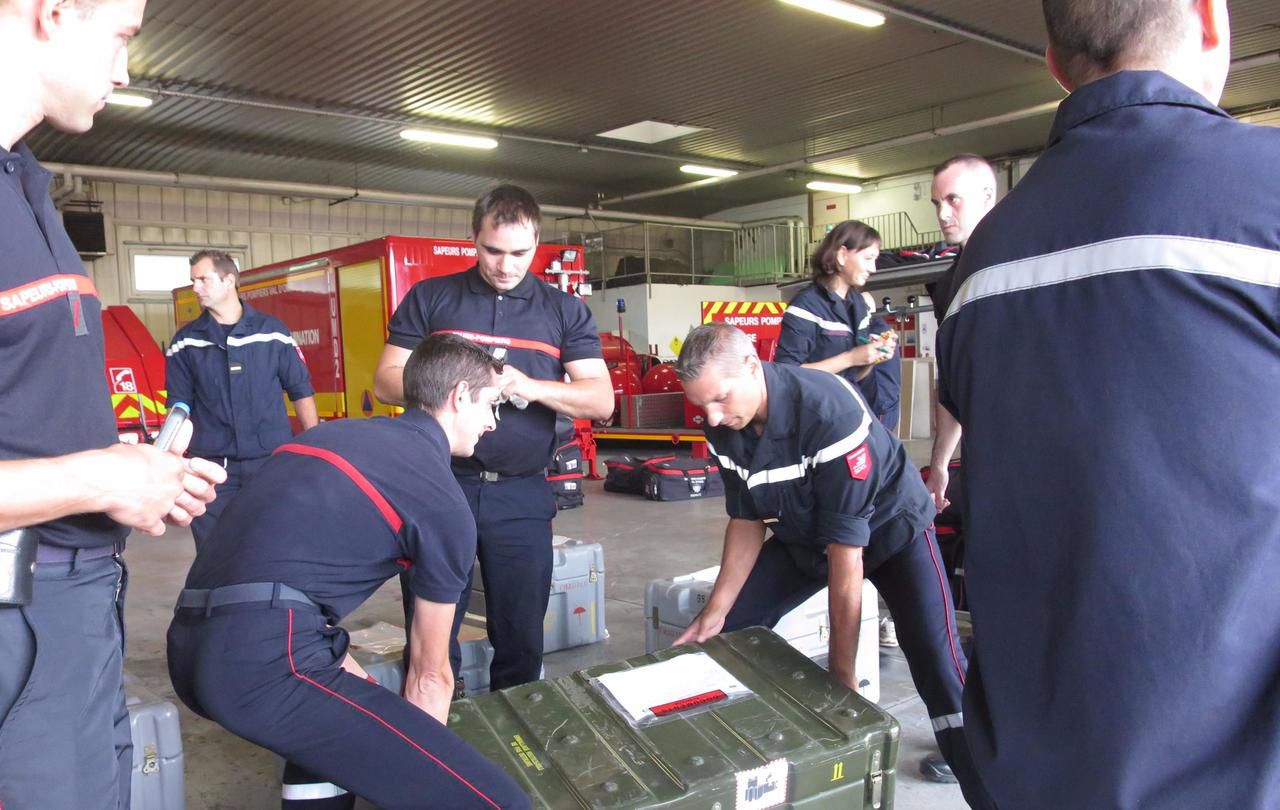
[400,128,498,150]
[106,92,153,108]
[807,180,864,194]
[780,0,886,27]
[680,164,739,178]
[597,120,708,144]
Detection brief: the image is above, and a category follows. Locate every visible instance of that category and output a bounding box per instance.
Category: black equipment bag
[642,458,724,501]
[549,440,584,476]
[548,440,585,510]
[603,454,674,494]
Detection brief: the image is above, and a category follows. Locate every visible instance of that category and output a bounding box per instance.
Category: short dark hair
[933,153,997,178]
[1042,0,1189,88]
[403,334,503,412]
[189,249,240,285]
[809,220,881,284]
[675,323,757,382]
[472,184,541,238]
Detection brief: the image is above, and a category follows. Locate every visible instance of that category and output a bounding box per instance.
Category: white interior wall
[589,282,787,360]
[708,195,808,224]
[81,180,478,346]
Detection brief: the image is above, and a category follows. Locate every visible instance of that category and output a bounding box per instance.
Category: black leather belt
[176,581,319,614]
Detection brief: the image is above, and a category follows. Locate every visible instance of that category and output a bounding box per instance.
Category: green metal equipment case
[448,628,899,809]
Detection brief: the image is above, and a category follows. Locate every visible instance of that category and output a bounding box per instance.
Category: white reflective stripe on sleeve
[783,305,852,333]
[947,234,1280,321]
[741,382,873,490]
[165,337,215,357]
[931,712,964,732]
[706,439,750,482]
[227,331,298,348]
[282,781,350,800]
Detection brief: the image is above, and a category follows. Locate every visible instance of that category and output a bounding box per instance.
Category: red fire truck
[103,305,168,444]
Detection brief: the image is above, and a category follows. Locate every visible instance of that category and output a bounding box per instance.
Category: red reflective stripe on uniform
[285,610,502,810]
[925,526,966,686]
[431,329,561,360]
[274,444,403,533]
[0,274,97,317]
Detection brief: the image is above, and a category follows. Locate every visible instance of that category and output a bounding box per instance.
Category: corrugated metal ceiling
[24,0,1280,218]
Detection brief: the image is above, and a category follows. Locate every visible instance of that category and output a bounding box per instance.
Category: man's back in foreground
[939,1,1280,806]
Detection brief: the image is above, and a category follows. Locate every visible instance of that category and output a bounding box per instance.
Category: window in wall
[127,246,245,299]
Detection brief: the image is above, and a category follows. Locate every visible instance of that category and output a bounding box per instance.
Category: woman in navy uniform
[674,324,992,810]
[167,335,529,810]
[775,220,900,427]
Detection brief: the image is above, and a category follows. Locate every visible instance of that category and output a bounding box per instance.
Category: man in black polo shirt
[674,323,992,810]
[373,185,612,689]
[0,1,225,808]
[168,334,529,810]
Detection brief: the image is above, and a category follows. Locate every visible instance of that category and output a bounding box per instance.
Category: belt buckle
[480,471,499,483]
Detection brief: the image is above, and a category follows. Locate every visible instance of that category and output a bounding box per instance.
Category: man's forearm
[930,404,962,468]
[826,544,865,689]
[704,519,768,618]
[404,666,454,725]
[523,376,613,420]
[373,364,406,407]
[293,396,320,430]
[0,453,114,531]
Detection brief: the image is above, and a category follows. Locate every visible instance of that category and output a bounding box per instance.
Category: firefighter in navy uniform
[775,221,898,431]
[0,3,225,808]
[674,324,993,810]
[373,185,612,690]
[938,2,1280,806]
[168,335,530,810]
[166,249,319,547]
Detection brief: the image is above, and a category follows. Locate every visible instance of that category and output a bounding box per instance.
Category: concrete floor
[123,439,965,809]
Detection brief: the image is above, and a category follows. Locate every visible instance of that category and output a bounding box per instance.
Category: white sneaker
[879,617,899,648]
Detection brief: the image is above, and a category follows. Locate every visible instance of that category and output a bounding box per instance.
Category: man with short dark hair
[675,323,993,809]
[939,0,1279,806]
[168,334,530,810]
[0,1,225,807]
[167,248,319,546]
[374,185,612,690]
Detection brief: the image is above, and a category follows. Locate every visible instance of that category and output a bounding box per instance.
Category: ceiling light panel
[400,129,498,150]
[807,180,864,194]
[597,120,708,144]
[680,165,739,178]
[106,92,154,108]
[780,0,886,28]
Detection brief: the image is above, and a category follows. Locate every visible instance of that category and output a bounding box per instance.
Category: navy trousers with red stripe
[723,527,995,810]
[167,604,529,810]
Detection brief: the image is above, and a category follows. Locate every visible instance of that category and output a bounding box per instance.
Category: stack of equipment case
[468,536,608,653]
[447,628,899,809]
[124,673,185,810]
[547,438,585,510]
[645,567,881,702]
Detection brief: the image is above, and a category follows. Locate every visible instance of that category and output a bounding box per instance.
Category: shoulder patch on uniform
[845,445,871,480]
